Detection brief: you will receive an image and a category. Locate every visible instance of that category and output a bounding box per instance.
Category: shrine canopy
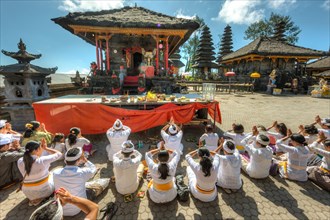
[52,6,199,61]
[220,37,327,64]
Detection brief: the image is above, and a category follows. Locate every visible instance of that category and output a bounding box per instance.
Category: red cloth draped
[32,102,221,134]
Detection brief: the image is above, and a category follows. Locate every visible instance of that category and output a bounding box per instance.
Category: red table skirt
[33,102,221,134]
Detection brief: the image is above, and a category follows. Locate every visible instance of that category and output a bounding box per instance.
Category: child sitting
[223,123,247,153]
[199,124,219,151]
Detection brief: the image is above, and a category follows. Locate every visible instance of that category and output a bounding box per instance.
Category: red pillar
[165,39,169,71]
[95,35,100,70]
[99,40,103,71]
[156,40,159,74]
[106,37,110,74]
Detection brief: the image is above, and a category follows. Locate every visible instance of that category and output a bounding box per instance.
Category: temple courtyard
[0,92,329,220]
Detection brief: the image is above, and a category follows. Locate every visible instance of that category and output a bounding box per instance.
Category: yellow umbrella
[250,72,261,78]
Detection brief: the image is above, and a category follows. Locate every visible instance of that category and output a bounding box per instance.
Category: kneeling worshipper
[159,117,183,155]
[223,123,248,153]
[216,138,242,193]
[0,135,24,189]
[199,124,219,151]
[276,131,310,181]
[65,127,93,157]
[240,130,273,179]
[29,187,99,220]
[21,121,52,147]
[17,139,62,206]
[185,147,220,202]
[0,119,22,138]
[106,119,131,161]
[53,148,109,216]
[307,133,330,192]
[314,115,330,139]
[113,140,144,195]
[146,141,180,203]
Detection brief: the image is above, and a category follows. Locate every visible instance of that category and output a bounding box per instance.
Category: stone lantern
[0,39,57,130]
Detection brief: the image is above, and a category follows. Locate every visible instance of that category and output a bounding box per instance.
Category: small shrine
[0,39,57,130]
[52,6,199,94]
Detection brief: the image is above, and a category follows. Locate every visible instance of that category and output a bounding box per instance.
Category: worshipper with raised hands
[53,147,109,216]
[215,138,242,193]
[223,123,248,153]
[159,116,183,155]
[17,139,62,206]
[0,135,24,189]
[65,127,93,158]
[0,120,22,138]
[146,141,180,203]
[306,132,330,192]
[314,115,330,139]
[113,140,144,195]
[198,124,219,151]
[240,126,273,179]
[21,121,52,147]
[266,121,289,155]
[275,129,310,181]
[106,119,131,161]
[185,147,220,202]
[29,187,99,220]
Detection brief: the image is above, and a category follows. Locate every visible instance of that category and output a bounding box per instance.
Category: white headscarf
[121,140,134,153]
[113,119,123,130]
[168,125,178,135]
[223,140,235,153]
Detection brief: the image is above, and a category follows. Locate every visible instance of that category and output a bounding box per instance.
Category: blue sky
[0,0,329,75]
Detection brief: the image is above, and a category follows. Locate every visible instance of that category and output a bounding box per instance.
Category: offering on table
[120,95,129,102]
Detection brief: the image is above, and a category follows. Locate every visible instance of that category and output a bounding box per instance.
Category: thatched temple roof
[52,6,199,55]
[221,37,327,62]
[307,56,330,69]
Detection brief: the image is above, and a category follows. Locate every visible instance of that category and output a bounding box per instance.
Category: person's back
[217,151,242,190]
[113,148,142,195]
[161,130,183,154]
[53,148,96,216]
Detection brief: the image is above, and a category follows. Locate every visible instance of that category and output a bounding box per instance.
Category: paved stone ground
[1,93,330,220]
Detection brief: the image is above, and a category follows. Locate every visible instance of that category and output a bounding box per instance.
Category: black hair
[324,139,330,147]
[233,124,244,134]
[304,125,318,135]
[205,124,214,133]
[225,141,235,151]
[258,134,270,148]
[51,133,64,148]
[65,148,81,165]
[30,201,58,220]
[23,141,40,175]
[23,121,40,138]
[68,127,80,146]
[276,123,287,136]
[158,150,170,180]
[30,121,40,130]
[290,133,307,146]
[257,125,267,132]
[198,147,212,177]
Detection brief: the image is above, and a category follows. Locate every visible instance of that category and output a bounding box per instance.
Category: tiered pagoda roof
[52,6,199,55]
[217,25,233,63]
[169,49,184,68]
[0,39,57,75]
[193,25,218,68]
[221,37,327,63]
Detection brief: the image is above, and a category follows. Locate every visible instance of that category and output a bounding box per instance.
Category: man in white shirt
[106,119,131,161]
[53,148,108,216]
[113,140,144,195]
[159,117,183,154]
[241,133,273,179]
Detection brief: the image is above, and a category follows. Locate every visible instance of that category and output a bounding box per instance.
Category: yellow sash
[196,184,215,194]
[23,175,49,187]
[319,167,330,174]
[236,145,245,151]
[147,179,173,191]
[278,161,288,178]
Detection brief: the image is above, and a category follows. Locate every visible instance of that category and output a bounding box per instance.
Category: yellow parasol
[250,72,261,78]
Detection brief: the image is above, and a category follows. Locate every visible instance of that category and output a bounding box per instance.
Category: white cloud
[322,0,330,10]
[58,0,124,12]
[175,9,196,19]
[268,0,296,9]
[213,0,264,25]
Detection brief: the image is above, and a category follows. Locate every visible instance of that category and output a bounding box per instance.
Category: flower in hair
[25,123,33,129]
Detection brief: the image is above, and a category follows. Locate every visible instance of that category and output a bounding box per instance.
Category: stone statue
[141,48,156,66]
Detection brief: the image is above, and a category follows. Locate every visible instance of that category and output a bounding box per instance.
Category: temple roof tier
[0,63,57,75]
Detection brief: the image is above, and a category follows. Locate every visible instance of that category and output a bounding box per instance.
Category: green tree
[244,12,301,44]
[181,16,205,75]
